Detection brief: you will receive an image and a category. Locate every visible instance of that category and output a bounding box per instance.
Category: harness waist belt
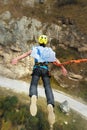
[35,62,48,66]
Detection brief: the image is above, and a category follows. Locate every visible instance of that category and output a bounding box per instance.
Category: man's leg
[29,75,40,116]
[42,76,55,127]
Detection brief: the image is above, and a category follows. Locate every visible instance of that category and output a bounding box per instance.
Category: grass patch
[0,86,87,130]
[55,103,87,130]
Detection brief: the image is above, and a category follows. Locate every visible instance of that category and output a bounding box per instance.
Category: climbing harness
[33,62,48,70]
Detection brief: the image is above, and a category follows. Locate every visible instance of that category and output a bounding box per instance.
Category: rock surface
[0,1,87,88]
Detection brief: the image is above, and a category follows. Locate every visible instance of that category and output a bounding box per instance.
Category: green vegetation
[0,94,49,130]
[0,87,87,130]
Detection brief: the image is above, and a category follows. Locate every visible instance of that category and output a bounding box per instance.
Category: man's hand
[61,67,67,76]
[11,58,18,65]
[53,59,68,76]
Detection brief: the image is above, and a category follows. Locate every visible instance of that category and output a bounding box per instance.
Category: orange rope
[53,58,87,67]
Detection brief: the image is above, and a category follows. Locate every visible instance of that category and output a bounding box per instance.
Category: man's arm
[11,50,32,65]
[53,59,67,76]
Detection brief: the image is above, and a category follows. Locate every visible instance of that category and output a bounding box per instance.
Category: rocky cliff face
[0,1,87,88]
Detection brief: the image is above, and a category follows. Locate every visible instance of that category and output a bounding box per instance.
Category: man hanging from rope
[11,34,67,128]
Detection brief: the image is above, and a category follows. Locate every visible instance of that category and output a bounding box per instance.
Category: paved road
[0,76,87,120]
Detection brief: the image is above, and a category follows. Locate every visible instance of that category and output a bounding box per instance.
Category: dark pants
[29,67,54,107]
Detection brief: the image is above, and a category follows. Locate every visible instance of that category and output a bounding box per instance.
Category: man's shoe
[47,104,55,126]
[30,95,37,116]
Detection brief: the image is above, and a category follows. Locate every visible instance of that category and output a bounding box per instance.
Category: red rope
[53,59,87,67]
